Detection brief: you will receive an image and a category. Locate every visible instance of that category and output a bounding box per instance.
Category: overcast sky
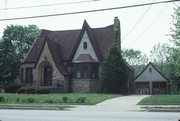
[0,0,179,56]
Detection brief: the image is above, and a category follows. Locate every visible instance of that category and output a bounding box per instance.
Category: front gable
[135,63,168,82]
[72,31,98,63]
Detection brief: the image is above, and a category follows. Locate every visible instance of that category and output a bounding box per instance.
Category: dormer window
[149,68,152,73]
[83,42,87,49]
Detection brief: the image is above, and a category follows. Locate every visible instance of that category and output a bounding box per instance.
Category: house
[21,17,133,93]
[134,62,168,94]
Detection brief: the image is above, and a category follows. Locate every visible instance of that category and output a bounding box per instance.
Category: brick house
[134,62,169,94]
[21,17,134,93]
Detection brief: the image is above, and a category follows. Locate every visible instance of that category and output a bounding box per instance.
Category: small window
[83,42,87,49]
[149,68,152,73]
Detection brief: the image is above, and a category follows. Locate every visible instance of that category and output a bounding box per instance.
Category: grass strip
[138,95,180,105]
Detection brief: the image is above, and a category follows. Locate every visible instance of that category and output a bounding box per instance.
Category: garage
[134,62,168,95]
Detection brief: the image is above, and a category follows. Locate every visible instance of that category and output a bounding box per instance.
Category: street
[0,109,179,121]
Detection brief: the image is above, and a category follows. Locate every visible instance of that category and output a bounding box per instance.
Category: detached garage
[135,62,168,95]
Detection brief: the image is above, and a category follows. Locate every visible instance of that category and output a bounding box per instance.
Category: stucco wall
[72,31,98,62]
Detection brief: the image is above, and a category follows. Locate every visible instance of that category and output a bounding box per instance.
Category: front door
[44,65,52,86]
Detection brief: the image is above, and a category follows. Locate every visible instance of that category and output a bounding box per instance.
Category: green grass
[0,93,121,106]
[138,95,180,105]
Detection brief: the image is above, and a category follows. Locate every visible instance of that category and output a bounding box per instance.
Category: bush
[76,97,87,103]
[26,98,35,103]
[36,88,50,94]
[17,88,25,94]
[26,88,36,94]
[0,96,5,102]
[5,85,21,93]
[45,99,54,103]
[62,96,68,103]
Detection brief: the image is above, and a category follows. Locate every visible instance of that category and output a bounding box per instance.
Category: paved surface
[69,95,149,111]
[0,109,180,121]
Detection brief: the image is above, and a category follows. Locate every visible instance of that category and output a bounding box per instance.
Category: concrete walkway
[69,95,149,112]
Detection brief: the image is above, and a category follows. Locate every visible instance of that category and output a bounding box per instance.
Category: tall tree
[149,43,170,73]
[100,43,129,94]
[122,48,148,76]
[122,49,148,66]
[168,5,180,92]
[0,25,40,87]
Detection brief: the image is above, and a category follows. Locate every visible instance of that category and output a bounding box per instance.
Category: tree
[168,5,180,92]
[100,43,129,94]
[0,25,40,87]
[122,48,148,76]
[149,43,170,73]
[122,49,148,66]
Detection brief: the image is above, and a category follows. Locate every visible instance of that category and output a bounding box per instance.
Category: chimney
[114,17,121,51]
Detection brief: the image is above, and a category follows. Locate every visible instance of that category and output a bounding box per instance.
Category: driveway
[69,95,149,112]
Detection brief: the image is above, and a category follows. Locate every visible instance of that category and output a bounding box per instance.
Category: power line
[0,0,99,11]
[0,0,179,21]
[122,0,155,42]
[130,3,168,48]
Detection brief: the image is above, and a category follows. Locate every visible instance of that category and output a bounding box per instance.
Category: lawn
[138,95,180,105]
[0,93,121,106]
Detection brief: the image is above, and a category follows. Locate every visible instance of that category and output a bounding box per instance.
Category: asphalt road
[0,109,179,121]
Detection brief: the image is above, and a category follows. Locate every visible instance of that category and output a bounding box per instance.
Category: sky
[0,0,179,56]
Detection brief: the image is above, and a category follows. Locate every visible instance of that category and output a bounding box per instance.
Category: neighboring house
[134,62,168,94]
[21,17,134,93]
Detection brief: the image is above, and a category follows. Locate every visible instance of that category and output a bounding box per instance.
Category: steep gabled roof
[22,21,116,75]
[69,20,102,63]
[135,62,169,82]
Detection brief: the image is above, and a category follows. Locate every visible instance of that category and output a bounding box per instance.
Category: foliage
[149,43,171,73]
[122,48,148,66]
[168,6,180,92]
[0,96,5,102]
[0,93,121,105]
[76,97,87,103]
[62,96,68,103]
[0,25,40,87]
[17,88,50,94]
[100,43,129,94]
[122,48,148,77]
[26,98,35,103]
[5,85,21,93]
[138,95,180,105]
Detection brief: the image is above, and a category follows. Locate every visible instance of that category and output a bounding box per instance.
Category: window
[21,68,24,84]
[83,42,87,49]
[26,67,33,82]
[44,65,52,86]
[72,63,98,79]
[149,68,152,73]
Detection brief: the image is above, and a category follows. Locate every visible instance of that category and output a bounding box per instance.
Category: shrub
[17,88,25,94]
[16,98,20,102]
[5,85,21,93]
[0,96,5,102]
[26,98,35,103]
[45,99,54,103]
[76,97,87,103]
[62,96,68,103]
[36,88,50,94]
[26,88,36,94]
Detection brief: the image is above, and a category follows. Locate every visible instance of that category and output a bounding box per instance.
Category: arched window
[44,65,52,86]
[83,42,87,49]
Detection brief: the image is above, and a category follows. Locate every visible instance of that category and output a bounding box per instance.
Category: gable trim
[68,20,102,65]
[134,62,169,82]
